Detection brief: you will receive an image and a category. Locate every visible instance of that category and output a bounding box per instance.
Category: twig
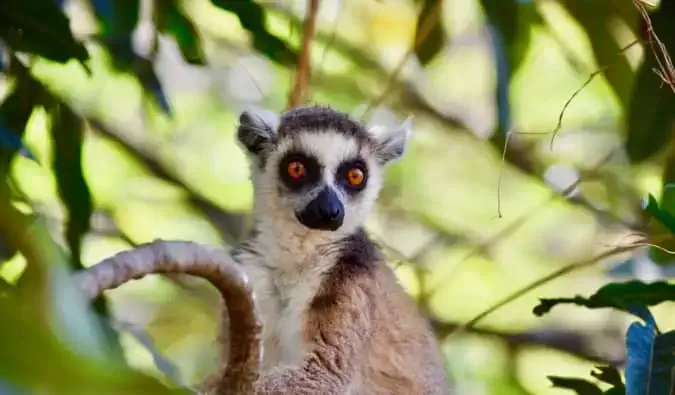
[73,239,262,394]
[288,0,321,108]
[444,242,644,340]
[633,0,675,92]
[548,39,640,150]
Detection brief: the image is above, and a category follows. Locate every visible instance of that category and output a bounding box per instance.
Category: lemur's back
[359,262,449,394]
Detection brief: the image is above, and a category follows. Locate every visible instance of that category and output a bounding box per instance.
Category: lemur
[201,105,450,394]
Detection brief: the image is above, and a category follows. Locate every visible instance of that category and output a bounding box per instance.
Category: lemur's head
[237,105,411,236]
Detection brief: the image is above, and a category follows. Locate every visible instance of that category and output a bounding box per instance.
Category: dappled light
[1,0,675,394]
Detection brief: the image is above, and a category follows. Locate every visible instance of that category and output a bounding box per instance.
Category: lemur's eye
[346,168,365,186]
[287,161,306,179]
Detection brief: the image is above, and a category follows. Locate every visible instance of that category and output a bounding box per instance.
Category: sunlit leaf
[625,308,675,395]
[0,0,88,66]
[625,0,675,163]
[155,0,206,65]
[533,281,675,317]
[414,0,445,66]
[210,0,297,66]
[548,376,603,395]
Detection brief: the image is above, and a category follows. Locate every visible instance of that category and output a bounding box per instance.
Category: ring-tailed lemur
[207,105,450,394]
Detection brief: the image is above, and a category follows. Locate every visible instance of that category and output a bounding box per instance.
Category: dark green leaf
[603,388,626,395]
[591,365,625,388]
[415,0,445,66]
[645,193,675,235]
[0,121,36,162]
[89,0,140,39]
[625,310,675,395]
[625,0,675,163]
[0,40,5,72]
[533,281,675,317]
[48,101,92,272]
[481,0,538,141]
[0,1,88,65]
[548,376,603,395]
[155,0,205,65]
[135,58,172,115]
[210,0,297,66]
[89,0,171,115]
[0,66,43,176]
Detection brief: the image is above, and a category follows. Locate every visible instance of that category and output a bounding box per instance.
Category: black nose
[296,187,345,231]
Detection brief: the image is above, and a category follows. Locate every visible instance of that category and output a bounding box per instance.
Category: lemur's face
[237,106,411,233]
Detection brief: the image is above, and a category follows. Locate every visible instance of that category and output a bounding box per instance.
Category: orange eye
[346,168,365,186]
[287,161,306,179]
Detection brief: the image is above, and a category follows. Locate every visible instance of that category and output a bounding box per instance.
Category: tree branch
[85,117,246,245]
[288,0,320,108]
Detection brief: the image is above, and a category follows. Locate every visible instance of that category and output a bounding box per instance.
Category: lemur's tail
[73,239,262,395]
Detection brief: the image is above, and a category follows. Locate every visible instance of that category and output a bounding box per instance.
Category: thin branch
[444,242,645,340]
[633,0,675,92]
[288,0,321,108]
[431,318,624,365]
[73,240,262,395]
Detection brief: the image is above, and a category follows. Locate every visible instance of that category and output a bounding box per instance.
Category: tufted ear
[237,107,280,155]
[368,115,413,164]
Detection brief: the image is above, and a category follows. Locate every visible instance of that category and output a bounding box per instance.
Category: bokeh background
[1,0,674,394]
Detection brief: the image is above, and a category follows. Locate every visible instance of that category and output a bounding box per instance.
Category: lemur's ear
[237,107,279,155]
[368,115,413,165]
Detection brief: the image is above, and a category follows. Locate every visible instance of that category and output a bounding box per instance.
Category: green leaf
[0,294,187,394]
[0,0,88,66]
[625,0,675,163]
[414,0,445,66]
[210,0,297,66]
[155,0,205,65]
[548,376,603,395]
[48,101,92,271]
[625,310,675,395]
[533,281,675,317]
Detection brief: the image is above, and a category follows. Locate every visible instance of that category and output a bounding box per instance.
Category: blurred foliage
[1,0,675,393]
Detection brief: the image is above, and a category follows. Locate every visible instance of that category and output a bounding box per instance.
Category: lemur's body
[206,106,449,394]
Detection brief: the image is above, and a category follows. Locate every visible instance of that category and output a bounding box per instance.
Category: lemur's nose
[297,187,345,231]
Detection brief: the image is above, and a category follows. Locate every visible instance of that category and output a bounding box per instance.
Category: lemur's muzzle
[296,187,344,231]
